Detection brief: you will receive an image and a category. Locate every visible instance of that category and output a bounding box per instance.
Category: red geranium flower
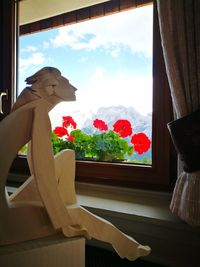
[131,133,151,154]
[62,116,77,129]
[66,135,75,142]
[54,126,69,137]
[113,119,132,138]
[93,119,108,131]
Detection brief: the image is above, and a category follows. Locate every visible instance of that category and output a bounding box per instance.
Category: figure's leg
[9,149,76,205]
[9,175,42,203]
[10,148,150,260]
[55,149,150,260]
[54,149,77,205]
[8,149,89,242]
[66,204,150,261]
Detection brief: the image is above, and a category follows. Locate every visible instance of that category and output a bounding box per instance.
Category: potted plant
[52,116,151,162]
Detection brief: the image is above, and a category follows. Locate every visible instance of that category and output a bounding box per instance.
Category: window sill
[76,182,175,223]
[7,176,200,267]
[75,182,200,267]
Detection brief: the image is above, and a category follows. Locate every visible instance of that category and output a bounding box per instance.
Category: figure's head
[13,67,77,111]
[26,66,77,102]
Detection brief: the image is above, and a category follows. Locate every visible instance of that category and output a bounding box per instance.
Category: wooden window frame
[9,0,176,190]
[0,0,17,121]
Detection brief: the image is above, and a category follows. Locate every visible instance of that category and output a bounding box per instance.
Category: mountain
[82,105,152,137]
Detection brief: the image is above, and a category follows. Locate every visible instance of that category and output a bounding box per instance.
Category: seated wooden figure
[0,67,150,261]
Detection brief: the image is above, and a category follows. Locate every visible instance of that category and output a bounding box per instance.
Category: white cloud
[49,67,152,129]
[43,41,50,49]
[93,67,105,78]
[77,69,152,116]
[110,47,121,58]
[20,45,38,53]
[80,57,88,63]
[19,52,45,73]
[51,5,153,58]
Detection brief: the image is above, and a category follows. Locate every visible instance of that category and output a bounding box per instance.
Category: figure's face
[54,77,77,101]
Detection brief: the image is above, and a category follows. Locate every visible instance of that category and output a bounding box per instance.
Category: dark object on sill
[85,245,167,267]
[167,109,200,173]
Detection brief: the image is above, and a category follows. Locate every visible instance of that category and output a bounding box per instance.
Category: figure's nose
[71,84,77,91]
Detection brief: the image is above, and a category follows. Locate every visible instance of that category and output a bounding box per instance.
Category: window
[9,0,176,189]
[0,0,17,121]
[19,6,153,165]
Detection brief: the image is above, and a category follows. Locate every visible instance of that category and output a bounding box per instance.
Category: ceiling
[19,0,110,25]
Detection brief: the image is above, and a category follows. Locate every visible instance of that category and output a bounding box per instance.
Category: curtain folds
[157,0,200,225]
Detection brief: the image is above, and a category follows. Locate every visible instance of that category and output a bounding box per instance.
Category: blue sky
[19,5,153,128]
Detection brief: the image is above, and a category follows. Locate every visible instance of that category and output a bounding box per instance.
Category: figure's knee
[54,149,75,179]
[54,150,77,205]
[55,149,75,161]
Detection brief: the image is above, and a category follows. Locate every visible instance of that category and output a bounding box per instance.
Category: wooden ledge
[0,234,85,267]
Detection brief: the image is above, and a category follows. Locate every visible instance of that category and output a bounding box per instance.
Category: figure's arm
[31,103,89,238]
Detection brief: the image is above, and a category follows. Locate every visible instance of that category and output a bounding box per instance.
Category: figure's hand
[62,224,91,240]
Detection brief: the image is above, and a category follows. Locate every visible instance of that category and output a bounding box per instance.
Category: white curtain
[157,0,200,225]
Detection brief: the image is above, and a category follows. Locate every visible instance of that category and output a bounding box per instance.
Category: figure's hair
[12,67,62,111]
[25,67,61,85]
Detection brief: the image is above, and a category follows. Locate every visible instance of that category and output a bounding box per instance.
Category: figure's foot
[126,244,151,261]
[113,234,151,261]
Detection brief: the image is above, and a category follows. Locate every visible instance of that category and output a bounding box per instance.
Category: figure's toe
[126,245,151,261]
[138,245,151,256]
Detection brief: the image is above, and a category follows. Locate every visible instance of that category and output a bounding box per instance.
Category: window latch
[0,92,7,114]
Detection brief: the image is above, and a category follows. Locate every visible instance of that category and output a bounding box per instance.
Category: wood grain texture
[0,235,85,267]
[0,67,150,261]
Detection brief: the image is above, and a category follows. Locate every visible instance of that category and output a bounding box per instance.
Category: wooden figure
[0,67,150,261]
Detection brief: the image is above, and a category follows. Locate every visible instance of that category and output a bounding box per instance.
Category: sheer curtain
[157,0,200,225]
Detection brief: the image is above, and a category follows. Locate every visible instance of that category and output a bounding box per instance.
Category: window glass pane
[18,5,153,165]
